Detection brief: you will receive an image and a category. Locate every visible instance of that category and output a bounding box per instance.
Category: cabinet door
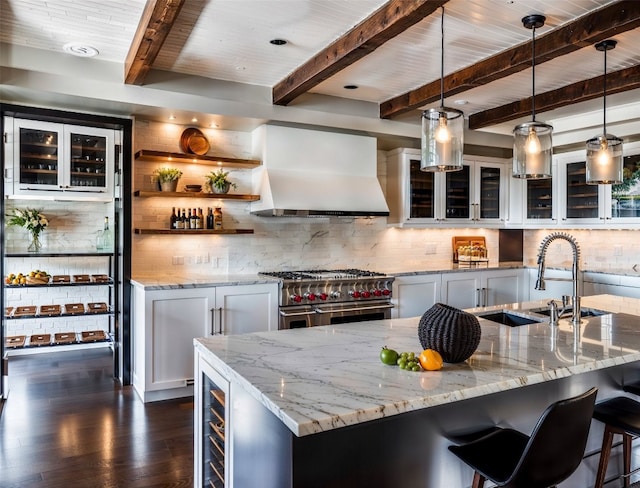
[608,145,640,223]
[441,272,481,309]
[392,274,441,318]
[13,119,63,191]
[64,125,115,194]
[556,157,605,225]
[525,177,555,223]
[409,159,436,220]
[483,269,525,306]
[215,283,278,335]
[443,163,472,220]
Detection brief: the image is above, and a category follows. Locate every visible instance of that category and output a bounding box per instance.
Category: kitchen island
[196,294,640,487]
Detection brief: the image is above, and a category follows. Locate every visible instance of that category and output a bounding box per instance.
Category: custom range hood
[251,125,389,217]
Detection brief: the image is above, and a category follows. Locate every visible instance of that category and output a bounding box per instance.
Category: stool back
[506,387,597,487]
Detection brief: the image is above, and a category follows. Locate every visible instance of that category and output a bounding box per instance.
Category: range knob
[381,289,391,296]
[372,289,382,297]
[330,291,341,299]
[304,292,317,301]
[318,293,328,301]
[361,290,371,298]
[290,294,303,303]
[350,290,361,298]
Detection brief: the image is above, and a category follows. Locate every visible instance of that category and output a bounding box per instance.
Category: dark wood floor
[0,348,194,488]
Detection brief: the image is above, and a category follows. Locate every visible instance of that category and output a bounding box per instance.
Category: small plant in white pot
[205,169,237,194]
[154,167,183,192]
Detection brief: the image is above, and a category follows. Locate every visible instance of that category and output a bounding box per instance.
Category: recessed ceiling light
[454,99,468,105]
[270,39,287,46]
[168,115,176,120]
[344,85,358,90]
[63,42,99,57]
[191,117,198,123]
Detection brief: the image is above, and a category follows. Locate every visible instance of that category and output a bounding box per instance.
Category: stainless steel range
[260,269,394,329]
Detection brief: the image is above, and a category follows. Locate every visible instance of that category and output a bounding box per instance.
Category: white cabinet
[132,282,278,402]
[386,148,508,227]
[583,272,640,299]
[392,274,441,318]
[441,269,526,309]
[4,117,116,199]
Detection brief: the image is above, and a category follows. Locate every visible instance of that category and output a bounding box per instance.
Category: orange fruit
[419,349,443,371]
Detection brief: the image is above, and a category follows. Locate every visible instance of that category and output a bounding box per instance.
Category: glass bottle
[214,207,223,230]
[170,207,177,230]
[97,217,113,250]
[206,207,214,229]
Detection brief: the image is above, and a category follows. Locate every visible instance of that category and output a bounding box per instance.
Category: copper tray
[452,236,487,263]
[180,127,210,155]
[52,275,71,283]
[73,275,91,283]
[39,304,61,316]
[29,334,51,347]
[64,303,85,315]
[91,274,110,283]
[54,332,77,345]
[14,305,37,317]
[5,307,13,317]
[26,276,50,285]
[81,330,107,342]
[6,335,26,348]
[87,302,108,313]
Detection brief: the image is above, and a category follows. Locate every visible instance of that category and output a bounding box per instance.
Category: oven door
[313,300,394,326]
[279,304,315,330]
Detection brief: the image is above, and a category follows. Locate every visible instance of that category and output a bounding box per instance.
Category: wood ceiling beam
[272,0,449,106]
[469,64,640,129]
[124,0,186,85]
[380,0,640,119]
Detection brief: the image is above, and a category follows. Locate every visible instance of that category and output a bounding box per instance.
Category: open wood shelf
[135,228,253,235]
[135,149,260,168]
[134,190,259,201]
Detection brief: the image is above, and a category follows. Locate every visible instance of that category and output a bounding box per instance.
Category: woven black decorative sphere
[418,303,481,363]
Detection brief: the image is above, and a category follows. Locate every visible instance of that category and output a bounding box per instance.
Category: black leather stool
[593,395,640,488]
[448,388,597,488]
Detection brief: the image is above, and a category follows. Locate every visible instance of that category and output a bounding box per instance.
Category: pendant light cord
[531,24,536,122]
[439,6,445,109]
[603,46,607,135]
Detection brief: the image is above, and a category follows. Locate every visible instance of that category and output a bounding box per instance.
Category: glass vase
[27,233,42,253]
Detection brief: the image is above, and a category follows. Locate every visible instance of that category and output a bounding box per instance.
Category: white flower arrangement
[6,208,49,237]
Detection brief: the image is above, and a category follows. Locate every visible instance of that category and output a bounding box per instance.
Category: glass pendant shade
[586,39,623,185]
[586,133,623,184]
[513,121,553,178]
[421,107,464,171]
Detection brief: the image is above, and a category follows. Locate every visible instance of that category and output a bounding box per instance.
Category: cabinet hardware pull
[217,307,223,335]
[483,287,488,307]
[210,308,216,335]
[475,288,481,307]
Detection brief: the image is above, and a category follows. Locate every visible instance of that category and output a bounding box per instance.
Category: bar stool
[592,395,640,488]
[448,387,597,488]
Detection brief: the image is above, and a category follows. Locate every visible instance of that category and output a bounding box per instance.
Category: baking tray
[39,304,62,316]
[87,302,108,313]
[26,276,50,285]
[52,275,71,283]
[81,330,107,342]
[29,334,51,347]
[14,305,37,317]
[6,335,26,348]
[5,307,13,318]
[54,332,77,345]
[73,275,91,283]
[64,303,85,315]
[91,274,110,283]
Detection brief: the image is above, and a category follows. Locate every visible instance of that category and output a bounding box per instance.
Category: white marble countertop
[194,294,640,437]
[130,273,281,289]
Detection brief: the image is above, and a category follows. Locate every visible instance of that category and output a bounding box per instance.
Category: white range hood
[251,125,389,217]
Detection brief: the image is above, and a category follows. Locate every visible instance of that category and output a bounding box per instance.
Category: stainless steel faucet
[535,232,581,326]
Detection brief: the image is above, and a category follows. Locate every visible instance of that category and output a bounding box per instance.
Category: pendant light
[421,6,464,172]
[513,15,553,179]
[586,39,623,184]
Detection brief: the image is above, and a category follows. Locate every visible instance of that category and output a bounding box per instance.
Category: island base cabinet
[195,355,635,487]
[441,269,525,309]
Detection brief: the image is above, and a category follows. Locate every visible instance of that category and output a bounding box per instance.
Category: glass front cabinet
[556,142,640,226]
[386,148,507,226]
[4,117,116,199]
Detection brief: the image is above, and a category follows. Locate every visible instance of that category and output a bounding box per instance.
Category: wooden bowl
[179,128,210,155]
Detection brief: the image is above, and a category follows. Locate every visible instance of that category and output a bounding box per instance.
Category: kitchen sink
[475,311,544,327]
[528,307,609,318]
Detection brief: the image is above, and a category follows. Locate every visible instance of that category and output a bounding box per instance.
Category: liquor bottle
[170,207,178,229]
[190,208,197,229]
[196,208,203,229]
[214,207,223,230]
[180,209,187,229]
[206,207,213,229]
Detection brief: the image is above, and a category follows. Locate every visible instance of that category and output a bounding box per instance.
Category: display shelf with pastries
[5,330,111,349]
[4,274,114,287]
[4,302,111,320]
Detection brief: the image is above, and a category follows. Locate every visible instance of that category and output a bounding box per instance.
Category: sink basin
[475,311,543,327]
[529,307,609,318]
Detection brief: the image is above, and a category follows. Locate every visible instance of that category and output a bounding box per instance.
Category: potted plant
[154,167,183,192]
[205,169,237,194]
